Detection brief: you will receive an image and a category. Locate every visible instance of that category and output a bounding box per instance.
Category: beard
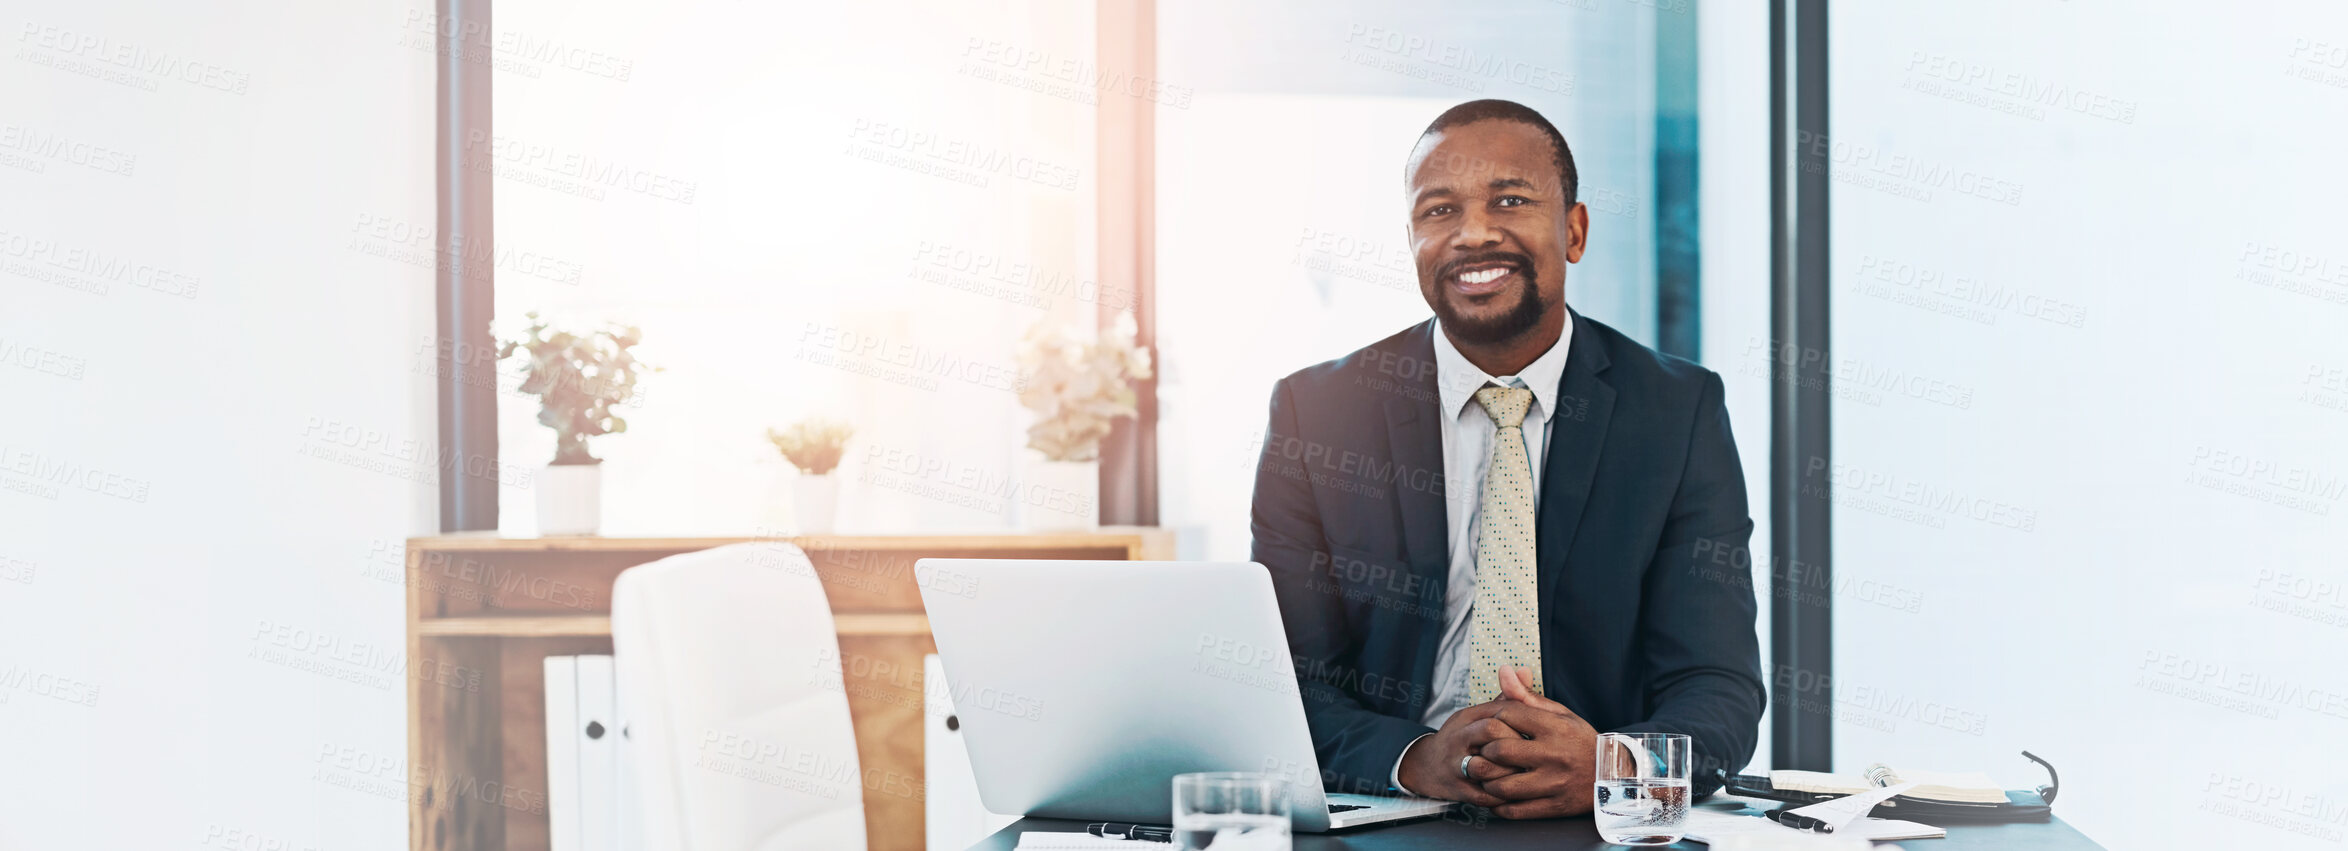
[1430,254,1546,345]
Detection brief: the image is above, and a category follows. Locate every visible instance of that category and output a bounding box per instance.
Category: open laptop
[916,558,1457,832]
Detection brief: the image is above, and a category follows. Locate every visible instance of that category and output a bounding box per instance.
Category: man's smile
[1448,258,1525,297]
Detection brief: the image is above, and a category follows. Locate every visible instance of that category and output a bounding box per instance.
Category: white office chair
[612,542,868,851]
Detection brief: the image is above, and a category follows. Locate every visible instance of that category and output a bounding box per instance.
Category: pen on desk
[1086,822,1173,842]
[1765,808,1833,833]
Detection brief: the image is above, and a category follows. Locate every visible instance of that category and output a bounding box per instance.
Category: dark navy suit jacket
[1249,313,1764,798]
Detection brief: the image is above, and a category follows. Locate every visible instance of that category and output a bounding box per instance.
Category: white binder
[544,655,582,851]
[577,655,619,851]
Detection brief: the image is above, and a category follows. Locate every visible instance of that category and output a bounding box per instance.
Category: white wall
[0,2,435,848]
[1825,2,2348,849]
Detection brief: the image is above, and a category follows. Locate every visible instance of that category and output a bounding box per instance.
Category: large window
[1152,0,1771,767]
[1154,0,1670,557]
[489,0,1100,535]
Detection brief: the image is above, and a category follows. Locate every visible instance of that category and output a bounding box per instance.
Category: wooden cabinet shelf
[414,613,934,638]
[417,615,612,637]
[406,529,1173,851]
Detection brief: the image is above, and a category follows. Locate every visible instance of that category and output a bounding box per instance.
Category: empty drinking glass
[1593,731,1692,845]
[1172,771,1291,851]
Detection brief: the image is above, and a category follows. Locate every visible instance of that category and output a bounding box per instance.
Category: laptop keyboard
[1327,804,1370,813]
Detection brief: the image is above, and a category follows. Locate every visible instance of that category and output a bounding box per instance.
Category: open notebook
[1769,765,2006,805]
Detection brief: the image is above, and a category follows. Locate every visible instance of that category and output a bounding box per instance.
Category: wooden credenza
[404,529,1175,851]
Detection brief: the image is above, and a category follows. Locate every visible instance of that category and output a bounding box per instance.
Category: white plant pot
[793,473,841,535]
[1018,458,1098,531]
[536,463,602,536]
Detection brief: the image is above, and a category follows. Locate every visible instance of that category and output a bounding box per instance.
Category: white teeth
[1459,267,1510,285]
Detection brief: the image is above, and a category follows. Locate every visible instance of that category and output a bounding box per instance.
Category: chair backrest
[613,542,868,851]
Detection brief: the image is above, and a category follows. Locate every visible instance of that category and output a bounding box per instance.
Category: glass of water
[1593,731,1692,845]
[1172,772,1291,851]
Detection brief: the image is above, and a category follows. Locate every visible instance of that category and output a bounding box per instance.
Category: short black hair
[1414,99,1578,205]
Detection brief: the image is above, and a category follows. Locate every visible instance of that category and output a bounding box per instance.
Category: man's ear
[1562,202,1590,264]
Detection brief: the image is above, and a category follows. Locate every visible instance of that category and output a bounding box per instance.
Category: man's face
[1404,119,1587,345]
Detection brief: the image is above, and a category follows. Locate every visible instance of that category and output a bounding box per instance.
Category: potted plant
[766,418,854,534]
[1014,314,1153,529]
[500,312,652,535]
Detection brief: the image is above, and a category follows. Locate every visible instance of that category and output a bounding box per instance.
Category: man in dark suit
[1251,99,1763,819]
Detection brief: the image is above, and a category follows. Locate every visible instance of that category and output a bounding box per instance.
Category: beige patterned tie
[1468,385,1542,703]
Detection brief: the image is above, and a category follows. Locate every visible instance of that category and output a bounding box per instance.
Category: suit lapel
[1381,320,1450,572]
[1381,321,1448,714]
[1537,312,1615,625]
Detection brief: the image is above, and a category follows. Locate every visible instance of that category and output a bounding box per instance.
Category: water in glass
[1593,776,1691,845]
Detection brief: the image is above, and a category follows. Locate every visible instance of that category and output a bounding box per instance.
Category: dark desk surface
[967,797,2104,850]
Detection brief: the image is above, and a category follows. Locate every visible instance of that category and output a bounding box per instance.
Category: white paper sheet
[1013,832,1142,849]
[1682,808,1946,844]
[1788,781,1919,831]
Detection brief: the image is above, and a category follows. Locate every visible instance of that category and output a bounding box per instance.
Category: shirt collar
[1429,315,1574,426]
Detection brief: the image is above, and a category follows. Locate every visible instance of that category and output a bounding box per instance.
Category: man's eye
[1496,196,1529,207]
[1422,205,1454,219]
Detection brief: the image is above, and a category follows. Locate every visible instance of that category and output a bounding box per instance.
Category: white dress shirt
[1390,318,1573,792]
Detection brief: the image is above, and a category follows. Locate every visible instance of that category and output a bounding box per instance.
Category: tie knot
[1474,385,1533,428]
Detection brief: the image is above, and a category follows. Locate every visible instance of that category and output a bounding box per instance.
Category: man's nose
[1452,208,1503,251]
